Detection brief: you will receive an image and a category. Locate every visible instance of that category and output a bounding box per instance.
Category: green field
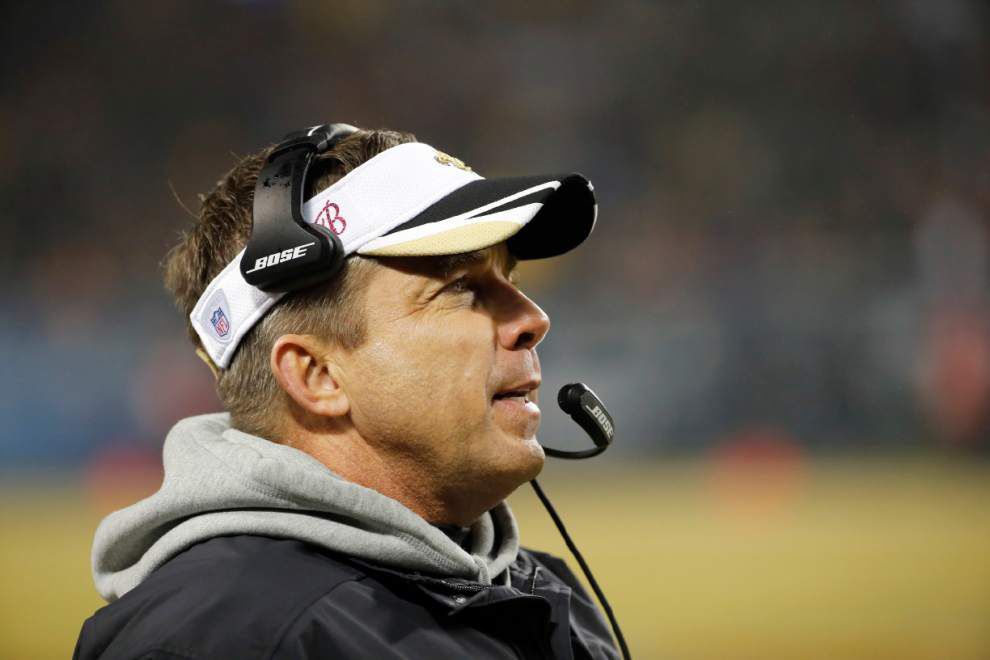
[2,457,988,659]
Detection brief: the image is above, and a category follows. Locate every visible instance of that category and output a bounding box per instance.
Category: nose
[497,288,551,350]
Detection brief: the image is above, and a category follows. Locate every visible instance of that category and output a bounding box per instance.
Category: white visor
[190,142,597,369]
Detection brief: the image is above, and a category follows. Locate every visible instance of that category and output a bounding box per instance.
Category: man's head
[164,125,595,525]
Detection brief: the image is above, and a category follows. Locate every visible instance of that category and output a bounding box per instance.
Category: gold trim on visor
[434,151,473,172]
[357,221,520,257]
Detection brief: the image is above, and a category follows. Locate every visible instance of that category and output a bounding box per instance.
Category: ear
[270,334,350,418]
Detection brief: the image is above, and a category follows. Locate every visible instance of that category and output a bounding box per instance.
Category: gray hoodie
[92,413,520,602]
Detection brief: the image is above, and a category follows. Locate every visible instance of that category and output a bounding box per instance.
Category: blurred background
[2,1,989,658]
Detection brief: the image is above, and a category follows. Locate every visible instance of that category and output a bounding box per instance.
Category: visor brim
[356,173,596,259]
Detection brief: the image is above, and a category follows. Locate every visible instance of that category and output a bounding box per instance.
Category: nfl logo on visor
[210,308,230,338]
[201,288,234,344]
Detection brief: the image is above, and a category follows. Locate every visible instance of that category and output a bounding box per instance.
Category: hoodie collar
[91,413,520,601]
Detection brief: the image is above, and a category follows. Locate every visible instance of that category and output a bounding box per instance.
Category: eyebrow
[433,249,518,279]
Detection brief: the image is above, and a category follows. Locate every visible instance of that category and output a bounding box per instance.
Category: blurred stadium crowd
[2,1,989,470]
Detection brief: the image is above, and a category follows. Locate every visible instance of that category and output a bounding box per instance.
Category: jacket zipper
[438,579,489,593]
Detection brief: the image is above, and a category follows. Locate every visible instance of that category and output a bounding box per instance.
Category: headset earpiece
[240,123,359,292]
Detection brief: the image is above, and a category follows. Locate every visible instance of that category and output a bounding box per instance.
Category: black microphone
[529,382,631,659]
[540,383,615,459]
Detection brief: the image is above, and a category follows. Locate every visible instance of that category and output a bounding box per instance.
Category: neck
[283,424,492,527]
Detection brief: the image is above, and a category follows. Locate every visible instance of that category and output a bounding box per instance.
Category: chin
[504,432,546,482]
[458,441,544,516]
[520,447,545,482]
[468,418,544,486]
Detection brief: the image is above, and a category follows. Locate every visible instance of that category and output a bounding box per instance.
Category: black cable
[530,478,631,660]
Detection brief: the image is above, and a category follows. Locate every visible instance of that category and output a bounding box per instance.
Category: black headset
[240,123,359,293]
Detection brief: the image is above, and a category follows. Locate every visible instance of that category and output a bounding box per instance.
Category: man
[74,125,620,659]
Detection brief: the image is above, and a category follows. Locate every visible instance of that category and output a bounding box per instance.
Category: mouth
[492,379,540,403]
[492,379,541,419]
[493,390,532,403]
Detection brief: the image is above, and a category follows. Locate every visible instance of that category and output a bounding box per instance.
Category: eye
[445,276,477,296]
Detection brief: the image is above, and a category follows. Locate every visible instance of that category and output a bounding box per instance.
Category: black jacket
[74,534,621,659]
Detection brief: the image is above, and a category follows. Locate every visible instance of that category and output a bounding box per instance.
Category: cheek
[419,323,494,417]
[349,318,496,433]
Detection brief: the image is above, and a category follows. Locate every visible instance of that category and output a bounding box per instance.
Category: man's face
[334,243,550,523]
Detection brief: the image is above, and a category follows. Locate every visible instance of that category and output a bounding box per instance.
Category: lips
[492,379,540,403]
[492,378,542,426]
[493,390,529,402]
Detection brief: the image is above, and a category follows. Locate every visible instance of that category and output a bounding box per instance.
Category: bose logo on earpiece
[583,403,614,439]
[245,242,316,274]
